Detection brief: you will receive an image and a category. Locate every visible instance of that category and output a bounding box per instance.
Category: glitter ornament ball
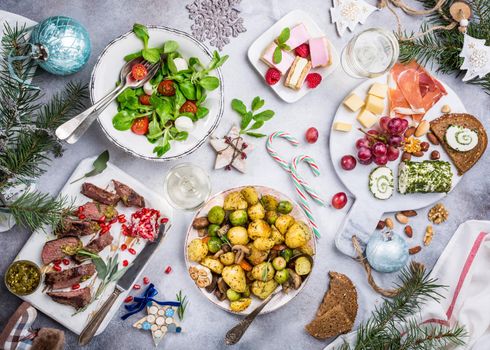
[29,16,91,75]
[366,230,409,273]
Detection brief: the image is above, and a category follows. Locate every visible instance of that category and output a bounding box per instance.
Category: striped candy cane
[289,172,321,238]
[266,131,299,173]
[291,155,328,207]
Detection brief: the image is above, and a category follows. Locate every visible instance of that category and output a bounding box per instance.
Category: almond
[441,104,451,113]
[402,152,412,161]
[412,151,424,157]
[404,127,416,138]
[430,150,440,160]
[401,210,417,217]
[427,132,440,145]
[385,218,394,229]
[409,246,422,255]
[404,225,413,238]
[376,220,386,230]
[415,120,430,137]
[395,213,409,224]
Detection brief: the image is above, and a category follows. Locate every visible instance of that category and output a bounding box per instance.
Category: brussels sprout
[274,269,289,284]
[226,289,241,301]
[265,210,278,225]
[277,201,293,214]
[294,256,312,276]
[208,206,225,225]
[272,256,286,270]
[207,236,223,253]
[280,248,293,262]
[229,210,248,226]
[260,195,279,211]
[207,224,219,237]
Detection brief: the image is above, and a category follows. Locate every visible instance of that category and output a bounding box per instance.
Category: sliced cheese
[365,95,385,115]
[357,108,378,128]
[333,121,352,132]
[343,93,365,112]
[368,83,388,99]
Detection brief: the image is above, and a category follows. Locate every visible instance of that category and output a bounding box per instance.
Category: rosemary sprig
[176,290,189,321]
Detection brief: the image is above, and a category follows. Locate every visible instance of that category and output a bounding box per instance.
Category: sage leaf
[70,150,109,184]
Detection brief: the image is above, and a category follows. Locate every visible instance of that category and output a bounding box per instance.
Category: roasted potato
[230,297,252,312]
[270,225,285,245]
[265,210,278,225]
[200,257,224,274]
[253,237,275,251]
[222,265,247,292]
[187,238,208,262]
[247,219,271,240]
[275,214,295,234]
[227,226,249,245]
[247,246,269,265]
[285,221,312,248]
[298,243,314,256]
[251,262,274,281]
[247,203,265,221]
[260,194,279,211]
[240,187,259,205]
[223,192,248,211]
[251,280,278,299]
[219,252,235,266]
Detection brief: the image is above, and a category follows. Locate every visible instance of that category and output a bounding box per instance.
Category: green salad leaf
[133,23,149,48]
[163,40,179,54]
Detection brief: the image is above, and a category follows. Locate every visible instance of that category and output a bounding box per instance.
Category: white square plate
[248,10,339,103]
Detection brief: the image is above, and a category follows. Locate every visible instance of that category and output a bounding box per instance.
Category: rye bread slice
[306,304,352,339]
[430,113,487,175]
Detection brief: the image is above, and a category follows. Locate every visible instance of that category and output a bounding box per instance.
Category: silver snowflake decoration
[460,33,490,81]
[186,0,247,51]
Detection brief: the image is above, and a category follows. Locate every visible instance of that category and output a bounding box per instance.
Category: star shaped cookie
[133,302,182,346]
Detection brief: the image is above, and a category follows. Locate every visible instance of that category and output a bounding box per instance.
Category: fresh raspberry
[265,68,281,85]
[306,73,322,89]
[295,43,310,58]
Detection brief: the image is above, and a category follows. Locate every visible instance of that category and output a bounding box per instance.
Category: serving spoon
[224,287,282,345]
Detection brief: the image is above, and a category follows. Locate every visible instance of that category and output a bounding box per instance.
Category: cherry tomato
[131,116,149,135]
[121,244,127,251]
[165,266,172,274]
[124,296,134,303]
[139,94,151,105]
[332,192,348,209]
[158,80,175,96]
[131,63,148,80]
[71,283,80,290]
[305,127,319,144]
[143,277,150,285]
[133,284,141,290]
[179,100,198,114]
[123,260,129,267]
[128,248,137,255]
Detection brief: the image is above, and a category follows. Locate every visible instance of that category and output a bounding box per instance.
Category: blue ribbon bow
[121,283,181,320]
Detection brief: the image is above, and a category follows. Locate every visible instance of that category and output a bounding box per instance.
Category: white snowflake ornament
[330,0,378,36]
[459,34,490,82]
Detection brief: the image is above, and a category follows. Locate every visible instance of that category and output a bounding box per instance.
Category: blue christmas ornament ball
[366,230,409,273]
[30,16,91,75]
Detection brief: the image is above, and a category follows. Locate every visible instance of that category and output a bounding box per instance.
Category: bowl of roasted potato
[184,185,316,314]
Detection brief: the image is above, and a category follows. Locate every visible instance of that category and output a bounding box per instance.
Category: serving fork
[56,58,159,144]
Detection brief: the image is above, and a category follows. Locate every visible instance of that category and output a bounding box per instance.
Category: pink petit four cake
[284,23,310,50]
[260,42,295,75]
[309,37,332,68]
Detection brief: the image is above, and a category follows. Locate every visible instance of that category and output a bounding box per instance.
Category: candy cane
[290,155,328,207]
[266,131,299,173]
[289,171,321,238]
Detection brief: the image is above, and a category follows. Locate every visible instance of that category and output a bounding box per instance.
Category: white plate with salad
[90,24,226,161]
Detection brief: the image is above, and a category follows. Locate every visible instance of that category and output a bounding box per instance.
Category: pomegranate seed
[121,244,127,251]
[118,217,126,223]
[98,215,106,223]
[123,260,129,267]
[118,214,126,220]
[53,265,62,272]
[133,284,141,290]
[143,277,150,284]
[53,259,62,265]
[124,296,134,303]
[101,226,110,234]
[160,218,169,224]
[78,214,86,220]
[72,283,80,290]
[78,206,84,213]
[62,258,70,266]
[128,248,136,255]
[110,218,117,224]
[165,266,172,274]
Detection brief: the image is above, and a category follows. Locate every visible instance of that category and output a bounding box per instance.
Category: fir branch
[1,190,73,231]
[399,319,467,350]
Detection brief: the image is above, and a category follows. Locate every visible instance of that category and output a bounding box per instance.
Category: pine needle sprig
[1,191,73,231]
[399,319,467,350]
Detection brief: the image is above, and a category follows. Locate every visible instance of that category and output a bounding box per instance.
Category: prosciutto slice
[389,61,447,122]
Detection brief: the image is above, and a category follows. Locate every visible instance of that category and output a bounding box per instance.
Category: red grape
[372,142,387,157]
[379,116,391,131]
[331,192,347,209]
[387,118,405,135]
[305,127,319,143]
[388,135,403,147]
[355,138,370,149]
[357,147,372,161]
[367,129,379,136]
[387,146,400,161]
[399,118,409,132]
[359,158,373,165]
[341,155,357,170]
[374,155,388,165]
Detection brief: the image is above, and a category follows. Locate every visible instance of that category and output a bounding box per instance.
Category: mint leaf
[231,99,247,116]
[253,110,275,122]
[249,121,264,130]
[251,97,264,111]
[246,132,267,138]
[240,112,253,130]
[277,27,290,44]
[273,46,282,64]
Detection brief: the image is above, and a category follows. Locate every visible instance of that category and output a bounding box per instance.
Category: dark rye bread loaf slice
[430,113,487,175]
[306,272,358,340]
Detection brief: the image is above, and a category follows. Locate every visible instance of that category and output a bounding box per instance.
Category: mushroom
[213,243,232,259]
[214,288,226,301]
[197,228,207,237]
[217,224,230,237]
[232,245,250,264]
[205,274,218,293]
[192,217,209,229]
[287,268,302,290]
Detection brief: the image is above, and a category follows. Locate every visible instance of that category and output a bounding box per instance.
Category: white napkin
[325,220,490,349]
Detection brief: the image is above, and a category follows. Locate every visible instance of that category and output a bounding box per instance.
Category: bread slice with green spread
[430,113,487,175]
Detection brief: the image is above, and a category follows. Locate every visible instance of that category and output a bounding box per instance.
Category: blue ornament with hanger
[366,229,409,273]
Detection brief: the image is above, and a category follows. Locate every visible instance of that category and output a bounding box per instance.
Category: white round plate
[184,185,316,315]
[90,26,224,161]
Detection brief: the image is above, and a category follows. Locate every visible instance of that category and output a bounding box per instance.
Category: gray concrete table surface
[1,1,489,349]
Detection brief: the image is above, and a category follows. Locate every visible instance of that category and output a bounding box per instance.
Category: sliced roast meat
[57,217,100,237]
[45,263,96,290]
[112,180,145,208]
[41,237,83,265]
[78,201,118,221]
[47,287,92,310]
[81,183,120,206]
[75,233,114,262]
